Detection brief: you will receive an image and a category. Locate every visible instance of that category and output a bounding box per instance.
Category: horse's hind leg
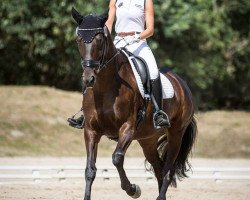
[157,128,185,200]
[112,123,141,198]
[137,135,164,191]
[156,117,197,200]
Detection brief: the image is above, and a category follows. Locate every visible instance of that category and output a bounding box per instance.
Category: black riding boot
[67,108,85,129]
[151,77,171,129]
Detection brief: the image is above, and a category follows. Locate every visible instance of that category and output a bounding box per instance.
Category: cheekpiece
[76,14,104,43]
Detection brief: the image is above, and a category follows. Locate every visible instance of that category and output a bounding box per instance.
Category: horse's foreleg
[112,124,141,198]
[83,129,101,200]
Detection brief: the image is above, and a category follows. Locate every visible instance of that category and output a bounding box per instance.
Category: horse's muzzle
[82,83,87,94]
[82,75,95,93]
[88,75,95,85]
[84,75,95,87]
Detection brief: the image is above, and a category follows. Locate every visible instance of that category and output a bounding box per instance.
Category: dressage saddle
[121,48,170,129]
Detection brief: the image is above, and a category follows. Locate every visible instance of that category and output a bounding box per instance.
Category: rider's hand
[124,33,140,45]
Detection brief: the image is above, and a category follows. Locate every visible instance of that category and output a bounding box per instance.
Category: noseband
[77,27,119,71]
[81,59,100,68]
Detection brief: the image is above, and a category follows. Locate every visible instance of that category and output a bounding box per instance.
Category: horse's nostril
[89,76,95,84]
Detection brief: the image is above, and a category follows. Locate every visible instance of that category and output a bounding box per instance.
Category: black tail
[172,117,197,186]
[157,117,198,187]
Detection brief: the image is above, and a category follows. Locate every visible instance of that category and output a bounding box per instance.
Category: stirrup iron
[153,110,170,129]
[67,108,85,129]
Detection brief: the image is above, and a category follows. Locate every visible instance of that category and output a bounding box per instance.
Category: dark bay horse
[71,8,197,200]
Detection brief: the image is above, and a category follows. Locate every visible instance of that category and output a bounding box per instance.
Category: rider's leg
[68,84,86,129]
[151,76,171,129]
[134,43,170,129]
[67,108,85,129]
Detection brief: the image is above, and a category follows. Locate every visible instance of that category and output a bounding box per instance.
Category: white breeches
[114,36,159,80]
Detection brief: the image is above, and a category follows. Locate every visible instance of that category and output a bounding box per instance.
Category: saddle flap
[131,57,151,94]
[121,48,174,99]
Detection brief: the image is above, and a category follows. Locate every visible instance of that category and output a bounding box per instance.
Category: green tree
[153,0,250,109]
[0,0,249,109]
[0,0,108,90]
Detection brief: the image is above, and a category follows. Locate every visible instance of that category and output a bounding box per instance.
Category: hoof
[156,197,166,200]
[131,184,141,199]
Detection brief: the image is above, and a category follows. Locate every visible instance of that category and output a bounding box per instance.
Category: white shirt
[115,0,145,33]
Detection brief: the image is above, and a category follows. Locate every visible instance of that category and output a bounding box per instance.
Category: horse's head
[72,7,109,92]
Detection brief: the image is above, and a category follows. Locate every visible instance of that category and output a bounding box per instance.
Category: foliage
[0,0,108,90]
[0,0,249,109]
[153,0,250,109]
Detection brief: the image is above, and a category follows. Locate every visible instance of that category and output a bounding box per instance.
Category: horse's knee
[112,152,124,168]
[85,166,96,181]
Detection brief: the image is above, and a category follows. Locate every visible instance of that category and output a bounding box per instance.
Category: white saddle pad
[121,49,174,99]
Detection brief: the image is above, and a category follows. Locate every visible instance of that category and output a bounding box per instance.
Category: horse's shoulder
[118,55,138,89]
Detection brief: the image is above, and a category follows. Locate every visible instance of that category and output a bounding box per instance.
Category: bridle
[77,27,120,71]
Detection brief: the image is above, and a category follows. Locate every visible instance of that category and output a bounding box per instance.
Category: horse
[71,8,197,200]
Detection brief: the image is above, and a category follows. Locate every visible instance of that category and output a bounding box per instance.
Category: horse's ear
[99,10,109,26]
[104,26,109,37]
[71,7,84,25]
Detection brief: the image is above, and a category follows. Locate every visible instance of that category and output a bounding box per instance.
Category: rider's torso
[115,0,145,33]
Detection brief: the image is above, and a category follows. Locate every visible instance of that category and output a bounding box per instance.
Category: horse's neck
[94,34,136,98]
[106,35,118,62]
[95,51,135,96]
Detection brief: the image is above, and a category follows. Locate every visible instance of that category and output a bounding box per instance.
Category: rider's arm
[106,0,116,33]
[139,0,154,40]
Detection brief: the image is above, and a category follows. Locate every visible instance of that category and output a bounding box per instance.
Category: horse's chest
[95,96,132,127]
[99,99,128,120]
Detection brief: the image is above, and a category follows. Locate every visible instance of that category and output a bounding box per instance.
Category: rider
[68,0,170,129]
